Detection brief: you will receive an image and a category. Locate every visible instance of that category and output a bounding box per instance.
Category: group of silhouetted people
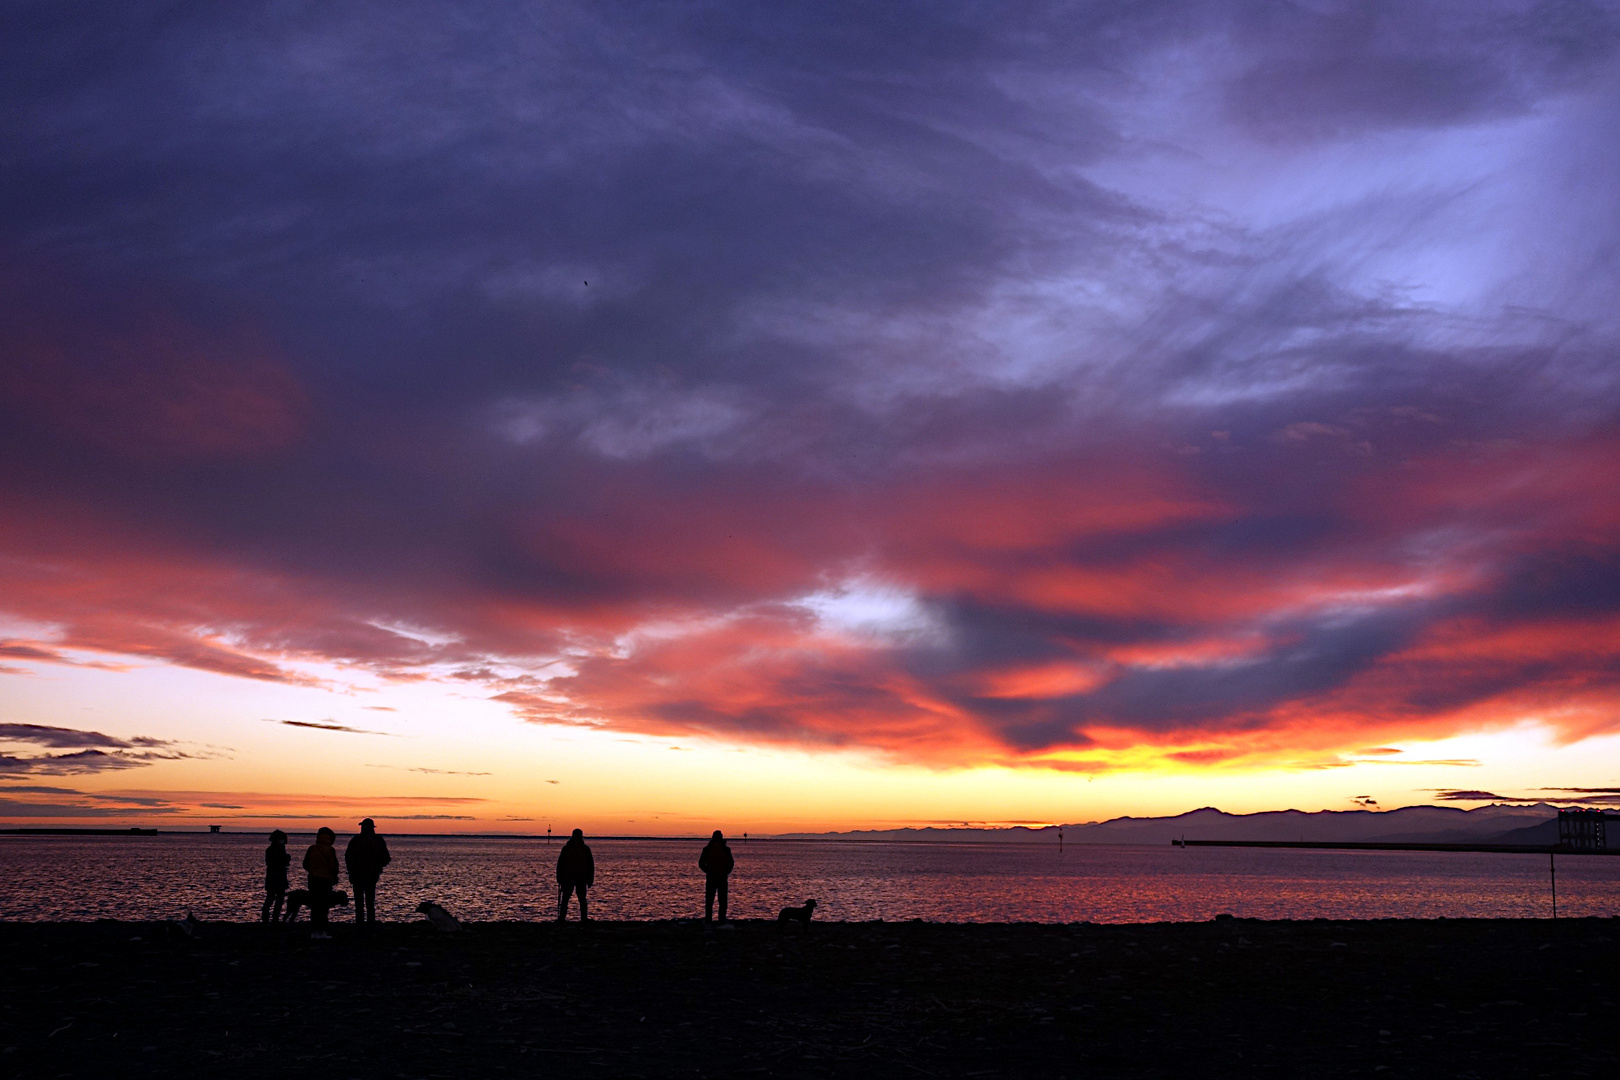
[262,824,740,933]
[260,818,391,937]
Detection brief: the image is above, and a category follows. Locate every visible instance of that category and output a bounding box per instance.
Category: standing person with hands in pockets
[699,830,734,923]
[344,817,391,927]
[303,827,340,939]
[261,829,290,924]
[556,828,594,922]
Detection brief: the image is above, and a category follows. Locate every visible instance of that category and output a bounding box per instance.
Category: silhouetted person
[699,829,734,922]
[261,829,290,923]
[303,826,340,938]
[556,828,594,921]
[344,817,392,926]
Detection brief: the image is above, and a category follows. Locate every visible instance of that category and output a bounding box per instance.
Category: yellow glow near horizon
[4,654,1617,834]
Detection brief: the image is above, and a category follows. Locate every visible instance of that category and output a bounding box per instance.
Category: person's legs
[577,884,588,921]
[557,884,570,921]
[717,879,728,923]
[705,878,717,920]
[356,880,376,923]
[311,879,332,930]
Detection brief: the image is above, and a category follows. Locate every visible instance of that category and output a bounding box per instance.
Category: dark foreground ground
[2,917,1616,1079]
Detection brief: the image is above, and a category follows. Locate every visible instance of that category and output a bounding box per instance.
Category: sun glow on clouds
[4,3,1620,826]
[798,581,941,644]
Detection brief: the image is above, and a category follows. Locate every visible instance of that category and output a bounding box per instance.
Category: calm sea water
[2,833,1618,923]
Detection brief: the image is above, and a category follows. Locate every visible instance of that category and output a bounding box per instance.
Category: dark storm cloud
[3,2,1620,766]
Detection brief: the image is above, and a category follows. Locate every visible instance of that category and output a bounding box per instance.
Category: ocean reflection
[2,834,1617,923]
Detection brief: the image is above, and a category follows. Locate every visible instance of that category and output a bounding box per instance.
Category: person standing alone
[556,828,594,921]
[261,829,290,923]
[699,830,734,923]
[303,826,340,939]
[344,817,392,926]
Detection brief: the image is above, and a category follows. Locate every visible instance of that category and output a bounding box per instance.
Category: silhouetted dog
[777,898,817,927]
[416,901,462,932]
[284,888,350,923]
[166,912,203,939]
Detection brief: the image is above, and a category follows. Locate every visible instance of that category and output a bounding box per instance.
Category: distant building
[209,824,222,833]
[1557,809,1616,851]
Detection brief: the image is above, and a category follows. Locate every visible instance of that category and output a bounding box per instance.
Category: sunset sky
[4,2,1620,834]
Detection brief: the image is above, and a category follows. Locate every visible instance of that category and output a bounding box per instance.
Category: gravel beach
[3,917,1616,1078]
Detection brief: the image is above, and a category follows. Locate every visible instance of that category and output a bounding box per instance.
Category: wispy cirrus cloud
[364,764,492,776]
[269,720,394,736]
[0,785,490,824]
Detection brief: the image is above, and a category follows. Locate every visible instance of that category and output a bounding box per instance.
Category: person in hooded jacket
[556,828,594,921]
[699,830,734,922]
[303,826,340,938]
[261,829,291,923]
[344,817,392,925]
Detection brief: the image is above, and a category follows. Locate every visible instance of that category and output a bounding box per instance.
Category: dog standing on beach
[777,898,817,928]
[416,901,463,932]
[283,888,350,923]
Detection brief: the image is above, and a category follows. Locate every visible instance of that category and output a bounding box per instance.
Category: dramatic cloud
[0,725,195,775]
[3,2,1620,773]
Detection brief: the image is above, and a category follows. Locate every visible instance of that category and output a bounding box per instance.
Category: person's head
[359,817,375,833]
[269,829,287,844]
[571,828,583,840]
[712,830,724,841]
[316,826,335,844]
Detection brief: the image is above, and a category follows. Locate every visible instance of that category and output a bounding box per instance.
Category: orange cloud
[2,417,1619,774]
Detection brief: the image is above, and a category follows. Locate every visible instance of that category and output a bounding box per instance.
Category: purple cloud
[1,2,1619,770]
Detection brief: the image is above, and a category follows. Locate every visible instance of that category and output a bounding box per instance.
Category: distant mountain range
[777,803,1564,846]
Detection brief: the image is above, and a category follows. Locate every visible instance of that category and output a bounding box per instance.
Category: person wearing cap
[698,830,734,923]
[261,829,291,923]
[344,817,392,926]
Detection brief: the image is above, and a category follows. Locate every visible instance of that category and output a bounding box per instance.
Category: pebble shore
[3,917,1617,1078]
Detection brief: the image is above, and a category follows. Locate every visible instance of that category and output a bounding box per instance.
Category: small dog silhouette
[416,901,462,932]
[283,888,350,923]
[167,912,203,939]
[777,898,817,927]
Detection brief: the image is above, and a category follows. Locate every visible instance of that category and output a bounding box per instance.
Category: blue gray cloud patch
[0,724,193,774]
[0,783,184,816]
